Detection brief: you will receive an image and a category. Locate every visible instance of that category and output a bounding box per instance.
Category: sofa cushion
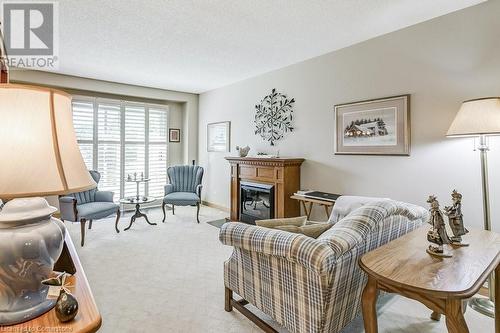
[274,223,333,238]
[163,192,200,205]
[77,202,119,220]
[256,216,307,228]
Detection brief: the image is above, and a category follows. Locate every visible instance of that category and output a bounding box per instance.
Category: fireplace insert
[239,181,274,224]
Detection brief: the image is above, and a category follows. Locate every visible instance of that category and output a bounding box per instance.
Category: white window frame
[72,95,169,200]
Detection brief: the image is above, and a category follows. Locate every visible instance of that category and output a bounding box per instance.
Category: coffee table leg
[124,215,136,231]
[138,211,157,226]
[124,203,157,230]
[362,276,378,333]
[445,299,469,333]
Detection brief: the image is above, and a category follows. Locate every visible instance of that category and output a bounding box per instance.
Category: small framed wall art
[207,121,231,152]
[334,95,410,155]
[169,128,181,142]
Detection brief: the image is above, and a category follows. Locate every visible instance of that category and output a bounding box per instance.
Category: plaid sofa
[219,198,428,333]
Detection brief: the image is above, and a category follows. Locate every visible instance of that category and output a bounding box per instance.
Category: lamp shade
[447,97,500,137]
[0,84,96,198]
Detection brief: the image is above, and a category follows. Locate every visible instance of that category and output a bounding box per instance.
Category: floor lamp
[447,97,500,317]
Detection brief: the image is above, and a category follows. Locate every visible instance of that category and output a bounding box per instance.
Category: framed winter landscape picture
[334,95,410,155]
[207,121,231,152]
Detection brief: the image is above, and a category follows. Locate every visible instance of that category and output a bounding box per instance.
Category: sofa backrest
[328,195,390,224]
[71,170,99,204]
[319,200,428,257]
[167,165,204,193]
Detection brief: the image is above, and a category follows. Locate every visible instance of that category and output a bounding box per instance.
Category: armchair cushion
[163,192,200,206]
[77,202,119,220]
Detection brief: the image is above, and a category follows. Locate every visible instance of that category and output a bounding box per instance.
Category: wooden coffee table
[359,226,500,333]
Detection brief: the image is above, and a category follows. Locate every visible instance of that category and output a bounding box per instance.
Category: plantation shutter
[124,104,146,198]
[72,100,94,169]
[148,108,168,197]
[97,102,121,195]
[71,97,169,200]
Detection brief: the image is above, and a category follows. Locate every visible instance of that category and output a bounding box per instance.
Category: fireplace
[239,181,274,224]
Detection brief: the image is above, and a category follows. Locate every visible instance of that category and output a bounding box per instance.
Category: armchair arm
[196,184,203,198]
[164,184,174,196]
[95,190,114,202]
[59,196,77,221]
[219,222,335,274]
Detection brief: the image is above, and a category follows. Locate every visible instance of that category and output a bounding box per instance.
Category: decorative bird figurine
[236,145,250,157]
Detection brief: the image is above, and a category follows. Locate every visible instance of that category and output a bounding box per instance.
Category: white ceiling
[53,0,484,93]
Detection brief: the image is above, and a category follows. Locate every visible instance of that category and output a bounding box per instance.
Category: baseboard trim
[202,200,230,212]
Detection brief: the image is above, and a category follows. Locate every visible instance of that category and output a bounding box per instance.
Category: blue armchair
[59,170,121,246]
[162,165,204,223]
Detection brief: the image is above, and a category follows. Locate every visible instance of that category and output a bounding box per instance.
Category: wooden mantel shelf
[6,232,102,332]
[225,156,305,166]
[226,156,305,221]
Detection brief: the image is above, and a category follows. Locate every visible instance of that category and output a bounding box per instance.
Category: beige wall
[198,1,500,230]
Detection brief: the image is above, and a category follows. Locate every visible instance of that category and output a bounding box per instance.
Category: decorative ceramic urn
[0,198,66,325]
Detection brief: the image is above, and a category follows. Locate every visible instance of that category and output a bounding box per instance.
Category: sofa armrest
[59,196,77,221]
[196,184,202,198]
[321,200,428,257]
[219,222,336,274]
[95,190,114,202]
[164,184,174,196]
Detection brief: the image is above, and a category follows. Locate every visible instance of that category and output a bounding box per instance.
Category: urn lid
[0,197,57,225]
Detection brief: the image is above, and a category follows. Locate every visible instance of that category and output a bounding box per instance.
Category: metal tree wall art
[254,88,295,146]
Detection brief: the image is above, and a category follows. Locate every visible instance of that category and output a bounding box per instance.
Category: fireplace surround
[226,157,304,223]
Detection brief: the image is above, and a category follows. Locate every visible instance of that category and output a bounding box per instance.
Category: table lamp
[0,84,96,325]
[447,97,500,317]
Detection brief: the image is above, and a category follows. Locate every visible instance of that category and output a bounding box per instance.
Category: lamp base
[0,198,66,326]
[469,297,495,318]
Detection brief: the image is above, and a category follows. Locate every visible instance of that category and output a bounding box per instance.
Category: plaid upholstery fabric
[220,200,428,333]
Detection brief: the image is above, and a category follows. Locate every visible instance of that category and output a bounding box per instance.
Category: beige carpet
[66,206,493,332]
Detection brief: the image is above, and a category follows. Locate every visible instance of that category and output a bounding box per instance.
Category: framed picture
[335,95,410,156]
[169,128,180,142]
[207,121,231,152]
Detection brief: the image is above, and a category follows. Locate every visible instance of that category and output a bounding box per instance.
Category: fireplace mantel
[225,157,305,222]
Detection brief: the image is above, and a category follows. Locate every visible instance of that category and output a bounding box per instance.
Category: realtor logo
[1,1,59,69]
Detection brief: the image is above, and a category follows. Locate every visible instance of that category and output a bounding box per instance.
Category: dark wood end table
[359,226,500,333]
[119,197,157,231]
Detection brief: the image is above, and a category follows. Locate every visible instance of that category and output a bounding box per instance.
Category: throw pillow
[275,223,333,238]
[256,216,307,228]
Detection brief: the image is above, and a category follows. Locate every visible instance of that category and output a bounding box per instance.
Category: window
[72,97,169,200]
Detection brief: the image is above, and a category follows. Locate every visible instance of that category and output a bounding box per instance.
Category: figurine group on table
[426,189,469,258]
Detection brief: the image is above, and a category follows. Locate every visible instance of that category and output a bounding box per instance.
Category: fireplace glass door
[240,181,274,224]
